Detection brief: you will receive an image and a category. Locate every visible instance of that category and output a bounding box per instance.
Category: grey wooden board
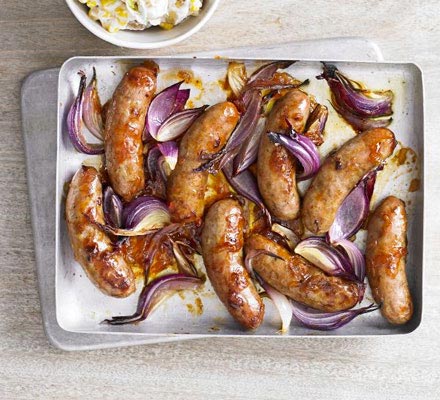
[21,37,382,351]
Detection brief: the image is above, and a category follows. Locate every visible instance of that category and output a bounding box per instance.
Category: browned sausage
[66,166,136,297]
[104,63,158,202]
[257,89,310,220]
[201,199,264,329]
[366,196,413,324]
[302,128,396,234]
[167,102,240,224]
[245,233,361,312]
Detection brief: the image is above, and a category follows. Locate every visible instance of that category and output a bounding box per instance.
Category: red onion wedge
[101,196,170,237]
[223,162,271,225]
[331,100,392,133]
[335,239,366,283]
[304,104,328,146]
[157,141,179,171]
[295,237,357,280]
[103,274,203,325]
[328,170,377,243]
[318,63,393,118]
[233,117,265,175]
[291,301,379,331]
[267,131,320,181]
[147,146,168,182]
[247,61,296,86]
[171,240,198,277]
[67,72,104,155]
[146,81,189,138]
[155,105,208,142]
[271,223,299,250]
[82,67,103,140]
[103,186,123,228]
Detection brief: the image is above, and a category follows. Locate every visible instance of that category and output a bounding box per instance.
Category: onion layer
[291,301,379,331]
[82,67,103,140]
[103,186,123,228]
[103,274,202,325]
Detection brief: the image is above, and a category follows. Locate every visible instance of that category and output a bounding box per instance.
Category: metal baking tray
[56,56,424,337]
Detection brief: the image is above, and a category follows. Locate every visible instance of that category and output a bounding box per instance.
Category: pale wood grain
[1,0,440,399]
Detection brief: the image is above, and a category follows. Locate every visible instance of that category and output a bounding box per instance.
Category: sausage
[201,199,264,329]
[66,166,136,297]
[167,102,240,224]
[302,128,396,234]
[366,196,413,324]
[245,233,361,312]
[104,63,158,202]
[257,89,310,220]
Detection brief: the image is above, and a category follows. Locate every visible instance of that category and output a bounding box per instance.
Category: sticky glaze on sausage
[66,166,135,297]
[201,199,264,329]
[302,128,396,235]
[366,196,413,324]
[104,63,158,202]
[167,102,240,224]
[257,89,310,220]
[245,233,361,312]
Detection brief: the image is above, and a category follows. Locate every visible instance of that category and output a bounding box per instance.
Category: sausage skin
[201,199,264,329]
[366,196,413,324]
[104,63,158,202]
[66,166,136,297]
[245,233,361,312]
[302,128,397,234]
[167,102,240,224]
[257,89,310,220]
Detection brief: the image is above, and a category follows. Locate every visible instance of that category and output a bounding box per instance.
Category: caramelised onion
[328,170,377,243]
[295,237,356,280]
[147,146,168,182]
[291,301,379,331]
[233,117,265,175]
[101,196,170,237]
[171,240,198,277]
[331,100,392,132]
[267,131,320,181]
[103,186,123,228]
[67,72,104,155]
[196,91,263,173]
[304,104,328,146]
[103,274,203,325]
[227,62,248,98]
[247,61,295,86]
[82,67,103,140]
[144,223,181,270]
[157,141,179,171]
[271,223,299,250]
[154,105,208,142]
[223,162,271,225]
[318,63,393,118]
[335,239,366,283]
[146,81,189,138]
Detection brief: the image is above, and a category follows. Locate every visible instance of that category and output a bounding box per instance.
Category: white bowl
[65,0,220,49]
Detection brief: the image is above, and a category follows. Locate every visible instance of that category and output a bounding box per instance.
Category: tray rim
[55,55,425,338]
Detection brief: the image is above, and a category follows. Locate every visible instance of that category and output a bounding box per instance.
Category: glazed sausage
[66,166,136,297]
[201,199,264,329]
[167,102,240,224]
[302,128,396,234]
[245,233,361,312]
[104,63,158,202]
[366,196,413,324]
[257,89,310,220]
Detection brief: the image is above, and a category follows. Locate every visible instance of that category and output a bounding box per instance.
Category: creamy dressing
[79,0,203,32]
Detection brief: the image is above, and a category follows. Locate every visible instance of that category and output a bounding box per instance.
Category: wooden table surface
[1,0,439,398]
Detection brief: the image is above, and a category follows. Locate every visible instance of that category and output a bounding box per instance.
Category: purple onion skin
[103,274,202,325]
[331,100,392,133]
[103,186,123,228]
[247,61,295,85]
[67,72,104,155]
[318,63,393,118]
[291,301,379,331]
[336,239,366,283]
